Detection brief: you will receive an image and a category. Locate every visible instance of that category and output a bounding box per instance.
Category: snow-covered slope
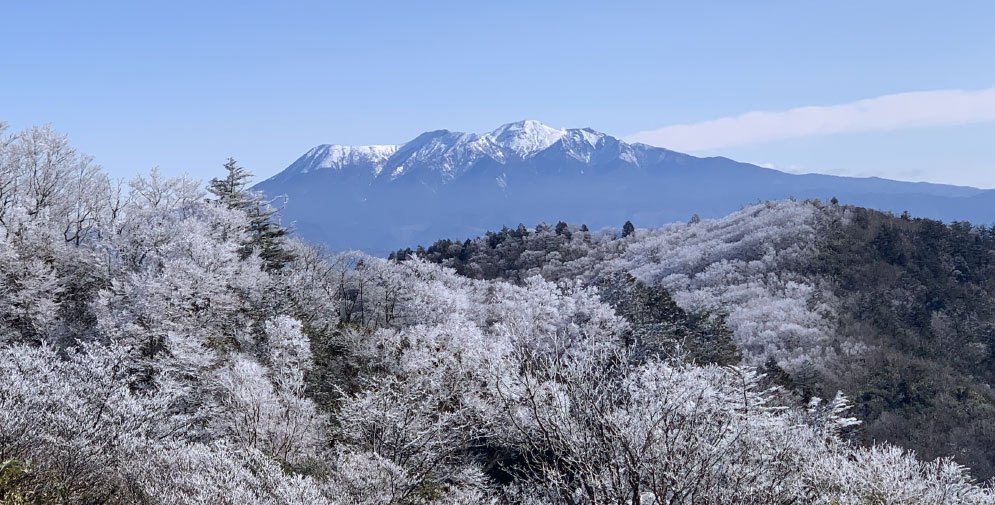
[255,120,993,254]
[296,144,398,175]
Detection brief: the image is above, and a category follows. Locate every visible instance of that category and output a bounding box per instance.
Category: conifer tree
[208,157,254,210]
[208,157,294,271]
[622,220,635,238]
[554,221,571,239]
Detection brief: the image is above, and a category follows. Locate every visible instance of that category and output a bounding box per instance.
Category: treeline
[0,123,992,504]
[391,224,743,369]
[391,221,599,281]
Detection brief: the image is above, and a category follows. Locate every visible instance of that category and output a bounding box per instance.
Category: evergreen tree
[246,196,294,270]
[622,220,635,238]
[554,221,571,239]
[208,157,255,210]
[208,158,294,271]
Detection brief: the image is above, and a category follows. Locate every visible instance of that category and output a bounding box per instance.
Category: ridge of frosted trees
[0,123,991,504]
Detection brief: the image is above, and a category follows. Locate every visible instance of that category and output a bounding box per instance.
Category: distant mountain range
[254,120,995,254]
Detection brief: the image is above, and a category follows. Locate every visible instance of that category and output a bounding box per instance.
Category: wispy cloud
[625,87,995,151]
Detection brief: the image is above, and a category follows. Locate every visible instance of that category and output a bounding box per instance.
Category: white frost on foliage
[0,124,990,504]
[614,200,842,371]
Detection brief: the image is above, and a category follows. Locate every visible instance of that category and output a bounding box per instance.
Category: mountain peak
[276,121,636,183]
[283,121,620,175]
[488,119,557,134]
[485,120,567,158]
[256,120,992,254]
[290,143,399,176]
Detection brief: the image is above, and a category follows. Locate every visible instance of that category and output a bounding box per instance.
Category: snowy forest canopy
[0,122,993,504]
[398,195,995,481]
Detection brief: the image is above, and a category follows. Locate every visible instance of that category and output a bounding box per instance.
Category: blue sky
[2,1,994,187]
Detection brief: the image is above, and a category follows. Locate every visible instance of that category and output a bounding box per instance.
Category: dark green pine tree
[622,220,635,238]
[209,157,294,271]
[245,196,295,270]
[554,221,571,239]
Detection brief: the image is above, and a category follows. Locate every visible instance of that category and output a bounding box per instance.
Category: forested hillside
[400,198,995,479]
[1,123,992,504]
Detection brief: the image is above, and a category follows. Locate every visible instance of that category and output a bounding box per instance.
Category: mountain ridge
[255,120,994,254]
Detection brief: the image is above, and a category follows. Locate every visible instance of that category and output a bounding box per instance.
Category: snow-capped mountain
[255,120,994,254]
[292,144,399,175]
[269,120,652,185]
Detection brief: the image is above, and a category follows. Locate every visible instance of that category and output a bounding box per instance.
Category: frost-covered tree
[209,157,293,271]
[1,123,993,504]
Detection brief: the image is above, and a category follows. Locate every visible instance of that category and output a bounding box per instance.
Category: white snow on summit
[291,120,636,180]
[483,120,567,158]
[372,120,573,179]
[576,128,603,148]
[297,144,399,175]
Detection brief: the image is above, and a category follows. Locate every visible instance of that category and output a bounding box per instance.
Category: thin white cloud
[626,87,995,151]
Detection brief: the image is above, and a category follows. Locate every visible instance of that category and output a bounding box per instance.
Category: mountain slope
[255,120,993,253]
[400,199,995,479]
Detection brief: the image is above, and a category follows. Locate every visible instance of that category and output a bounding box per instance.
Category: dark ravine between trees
[0,123,993,504]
